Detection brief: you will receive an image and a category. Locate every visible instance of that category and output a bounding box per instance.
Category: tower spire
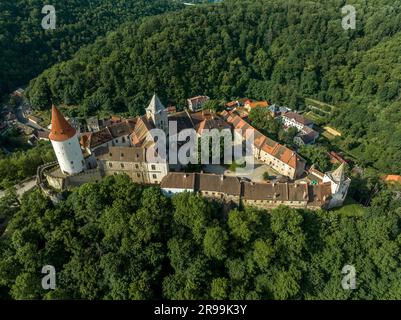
[331,162,346,183]
[48,105,76,141]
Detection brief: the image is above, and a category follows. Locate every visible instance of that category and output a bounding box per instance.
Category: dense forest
[0,175,400,299]
[0,141,55,189]
[24,0,401,174]
[0,0,183,95]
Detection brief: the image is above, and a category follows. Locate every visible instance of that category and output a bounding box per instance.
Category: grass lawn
[331,198,366,217]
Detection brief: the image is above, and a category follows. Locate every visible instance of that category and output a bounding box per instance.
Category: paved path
[0,178,37,199]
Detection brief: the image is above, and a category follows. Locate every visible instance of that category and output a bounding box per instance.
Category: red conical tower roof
[48,105,76,142]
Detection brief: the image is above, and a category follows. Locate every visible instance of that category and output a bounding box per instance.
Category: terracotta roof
[225,113,303,169]
[131,115,155,147]
[48,105,76,142]
[245,100,269,108]
[384,175,401,184]
[89,127,113,148]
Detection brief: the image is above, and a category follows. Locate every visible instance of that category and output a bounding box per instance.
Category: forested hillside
[1,175,400,299]
[25,0,401,173]
[0,0,183,94]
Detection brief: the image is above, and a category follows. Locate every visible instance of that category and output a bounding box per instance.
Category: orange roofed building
[384,175,401,184]
[223,112,305,180]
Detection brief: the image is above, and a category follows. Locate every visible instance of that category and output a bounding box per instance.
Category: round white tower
[49,105,84,175]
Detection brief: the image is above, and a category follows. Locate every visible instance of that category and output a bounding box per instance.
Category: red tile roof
[48,105,76,142]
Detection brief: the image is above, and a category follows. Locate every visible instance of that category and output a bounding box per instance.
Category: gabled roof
[283,112,313,126]
[88,127,113,148]
[195,173,241,196]
[225,112,303,169]
[307,182,332,207]
[131,115,156,147]
[48,105,76,142]
[160,172,196,190]
[242,182,308,201]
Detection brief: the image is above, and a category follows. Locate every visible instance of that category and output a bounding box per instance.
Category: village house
[187,95,210,112]
[244,99,269,113]
[294,126,320,146]
[282,111,313,131]
[27,115,43,125]
[280,111,319,146]
[222,111,306,180]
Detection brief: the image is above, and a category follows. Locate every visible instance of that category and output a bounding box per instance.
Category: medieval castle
[38,94,350,210]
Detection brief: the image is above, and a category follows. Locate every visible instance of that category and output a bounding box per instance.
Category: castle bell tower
[48,105,84,175]
[146,93,168,134]
[323,163,351,208]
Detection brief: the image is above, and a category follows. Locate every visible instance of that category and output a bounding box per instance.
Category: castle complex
[40,94,350,210]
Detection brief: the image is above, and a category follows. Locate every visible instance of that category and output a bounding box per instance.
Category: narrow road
[0,178,37,199]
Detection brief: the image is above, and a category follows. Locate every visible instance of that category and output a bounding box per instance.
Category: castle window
[70,161,73,164]
[137,173,140,178]
[121,163,124,168]
[151,165,156,170]
[152,174,157,179]
[121,153,124,157]
[109,163,112,168]
[135,164,139,169]
[122,137,126,143]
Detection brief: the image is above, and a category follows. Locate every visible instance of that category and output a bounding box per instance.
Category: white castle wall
[51,134,84,175]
